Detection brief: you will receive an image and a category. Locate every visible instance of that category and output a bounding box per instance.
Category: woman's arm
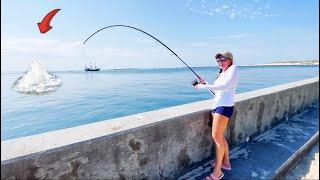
[196,66,239,91]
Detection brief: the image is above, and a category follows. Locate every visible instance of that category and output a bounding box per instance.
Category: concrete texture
[178,104,319,179]
[272,131,319,179]
[284,142,319,180]
[1,77,319,179]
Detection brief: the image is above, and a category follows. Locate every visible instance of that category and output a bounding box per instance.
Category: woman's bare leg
[211,113,229,177]
[211,114,231,167]
[222,137,231,167]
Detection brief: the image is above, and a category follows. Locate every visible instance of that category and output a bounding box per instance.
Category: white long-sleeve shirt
[202,65,239,109]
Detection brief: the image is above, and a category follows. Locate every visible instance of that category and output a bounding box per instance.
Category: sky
[1,0,319,72]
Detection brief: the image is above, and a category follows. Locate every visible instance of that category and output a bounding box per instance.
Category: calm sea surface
[1,65,319,140]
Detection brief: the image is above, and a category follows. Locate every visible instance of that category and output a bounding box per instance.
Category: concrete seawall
[1,77,319,179]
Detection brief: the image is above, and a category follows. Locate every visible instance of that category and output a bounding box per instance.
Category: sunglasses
[216,57,229,63]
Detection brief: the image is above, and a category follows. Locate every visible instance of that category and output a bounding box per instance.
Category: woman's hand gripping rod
[192,78,215,96]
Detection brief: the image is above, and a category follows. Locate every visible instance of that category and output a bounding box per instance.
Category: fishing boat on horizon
[85,62,100,71]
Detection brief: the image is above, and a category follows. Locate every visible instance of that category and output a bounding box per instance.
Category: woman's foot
[211,160,231,170]
[205,171,224,180]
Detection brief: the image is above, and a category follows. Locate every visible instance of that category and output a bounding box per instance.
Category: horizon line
[2,64,319,74]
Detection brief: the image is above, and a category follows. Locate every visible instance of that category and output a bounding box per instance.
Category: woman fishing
[195,52,239,180]
[84,27,239,179]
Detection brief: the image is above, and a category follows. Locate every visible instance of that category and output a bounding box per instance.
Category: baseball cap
[215,52,233,61]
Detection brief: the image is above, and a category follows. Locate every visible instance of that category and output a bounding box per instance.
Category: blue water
[1,65,319,140]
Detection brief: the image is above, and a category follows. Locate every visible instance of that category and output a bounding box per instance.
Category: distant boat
[85,62,100,71]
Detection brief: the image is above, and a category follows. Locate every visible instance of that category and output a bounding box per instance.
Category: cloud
[88,47,144,58]
[229,12,235,19]
[226,33,256,39]
[187,42,209,47]
[222,5,230,9]
[1,37,168,58]
[209,33,256,40]
[185,0,279,19]
[1,37,180,71]
[1,37,83,57]
[135,39,154,44]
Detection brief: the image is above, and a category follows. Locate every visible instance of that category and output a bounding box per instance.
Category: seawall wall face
[1,78,319,179]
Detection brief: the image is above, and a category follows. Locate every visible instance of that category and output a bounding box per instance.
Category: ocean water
[1,65,319,140]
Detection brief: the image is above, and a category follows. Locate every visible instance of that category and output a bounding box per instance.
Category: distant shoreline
[245,63,319,66]
[2,64,319,74]
[251,60,319,66]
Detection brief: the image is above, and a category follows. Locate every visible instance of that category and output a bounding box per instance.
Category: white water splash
[12,60,62,94]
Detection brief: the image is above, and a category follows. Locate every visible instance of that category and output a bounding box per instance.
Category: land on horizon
[251,60,319,66]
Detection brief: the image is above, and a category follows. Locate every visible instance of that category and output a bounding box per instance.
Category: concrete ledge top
[1,77,319,162]
[235,77,319,102]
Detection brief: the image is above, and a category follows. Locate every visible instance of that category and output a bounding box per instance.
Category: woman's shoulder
[228,64,239,72]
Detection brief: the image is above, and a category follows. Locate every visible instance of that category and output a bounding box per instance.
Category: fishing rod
[83,24,214,95]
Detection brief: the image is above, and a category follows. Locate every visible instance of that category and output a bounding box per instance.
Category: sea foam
[12,60,62,94]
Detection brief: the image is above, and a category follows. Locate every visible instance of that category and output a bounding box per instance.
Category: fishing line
[83,24,214,95]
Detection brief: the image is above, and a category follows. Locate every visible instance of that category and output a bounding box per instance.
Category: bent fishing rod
[83,24,214,95]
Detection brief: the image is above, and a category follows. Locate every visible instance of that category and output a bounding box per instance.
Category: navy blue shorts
[211,106,234,118]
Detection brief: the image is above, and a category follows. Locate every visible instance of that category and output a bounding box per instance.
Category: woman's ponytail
[216,68,222,79]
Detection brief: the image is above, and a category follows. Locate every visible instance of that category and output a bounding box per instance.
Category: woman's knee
[211,131,224,142]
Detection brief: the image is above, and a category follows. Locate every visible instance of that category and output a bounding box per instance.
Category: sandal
[211,160,231,171]
[205,172,224,180]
